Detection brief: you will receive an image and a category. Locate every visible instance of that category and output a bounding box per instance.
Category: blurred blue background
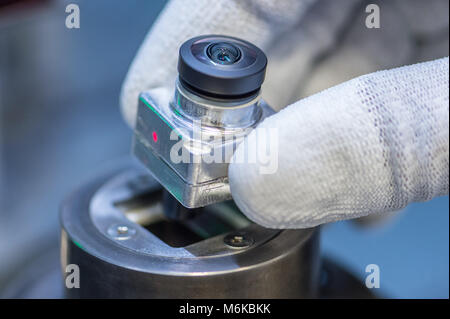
[322,197,449,298]
[0,0,448,298]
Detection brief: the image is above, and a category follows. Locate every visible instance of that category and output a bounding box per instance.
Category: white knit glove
[230,57,449,228]
[121,0,449,229]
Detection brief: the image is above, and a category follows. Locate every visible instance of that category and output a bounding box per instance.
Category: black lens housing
[178,35,267,98]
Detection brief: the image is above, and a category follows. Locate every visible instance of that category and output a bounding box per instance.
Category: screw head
[107,224,136,240]
[224,232,253,248]
[117,226,129,234]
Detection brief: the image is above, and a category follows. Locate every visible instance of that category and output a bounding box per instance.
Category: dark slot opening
[114,187,251,248]
[144,220,203,248]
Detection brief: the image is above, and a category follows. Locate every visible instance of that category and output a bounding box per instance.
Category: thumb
[229,57,449,229]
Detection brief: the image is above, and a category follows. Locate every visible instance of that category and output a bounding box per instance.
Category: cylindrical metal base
[60,160,320,298]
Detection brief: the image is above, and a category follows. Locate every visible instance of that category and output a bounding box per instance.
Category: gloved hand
[121,0,449,229]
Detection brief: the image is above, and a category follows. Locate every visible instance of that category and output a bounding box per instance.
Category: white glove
[121,0,449,229]
[230,57,449,228]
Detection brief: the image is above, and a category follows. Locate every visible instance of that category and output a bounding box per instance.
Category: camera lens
[207,42,241,65]
[178,35,267,97]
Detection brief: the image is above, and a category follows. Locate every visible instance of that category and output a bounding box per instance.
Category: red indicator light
[152,131,158,143]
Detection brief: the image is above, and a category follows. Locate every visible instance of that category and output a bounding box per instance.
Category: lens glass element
[207,42,241,65]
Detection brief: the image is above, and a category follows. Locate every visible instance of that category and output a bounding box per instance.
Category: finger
[229,57,449,229]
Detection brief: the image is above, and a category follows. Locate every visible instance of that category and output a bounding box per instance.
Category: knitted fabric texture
[229,58,449,228]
